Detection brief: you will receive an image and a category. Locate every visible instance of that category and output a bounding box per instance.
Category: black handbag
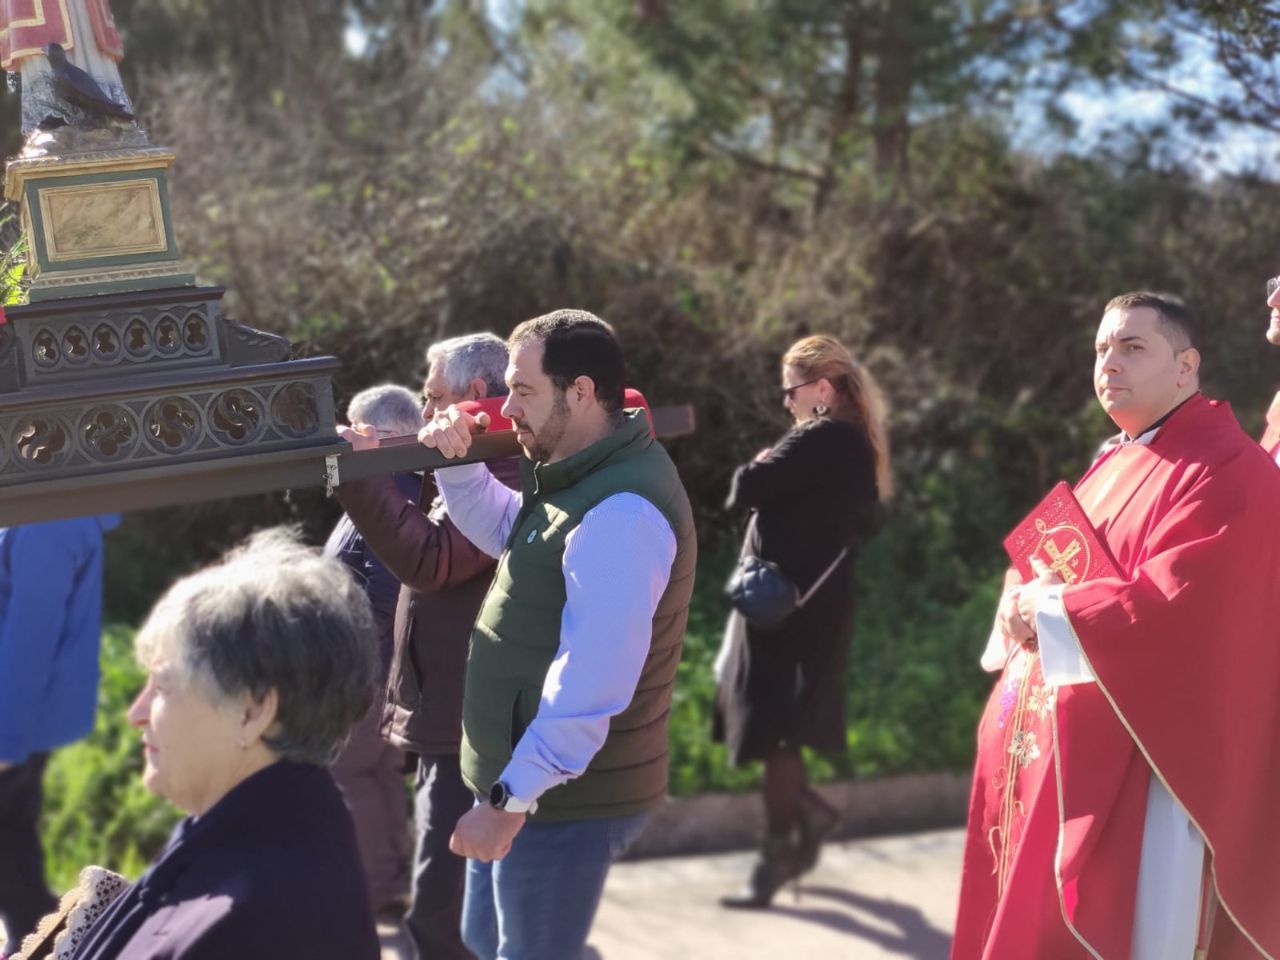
[725,515,848,630]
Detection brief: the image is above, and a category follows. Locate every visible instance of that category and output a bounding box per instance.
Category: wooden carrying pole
[0,405,695,527]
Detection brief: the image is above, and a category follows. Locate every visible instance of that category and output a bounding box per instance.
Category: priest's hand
[449,803,526,862]
[1016,559,1065,634]
[337,423,379,451]
[419,406,491,459]
[996,586,1036,645]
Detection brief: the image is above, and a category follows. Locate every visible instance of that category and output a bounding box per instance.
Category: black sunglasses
[782,378,821,401]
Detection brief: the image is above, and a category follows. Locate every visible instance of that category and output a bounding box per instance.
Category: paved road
[379,827,963,959]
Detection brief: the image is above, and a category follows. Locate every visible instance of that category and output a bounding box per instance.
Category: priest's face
[1094,306,1199,436]
[1266,275,1280,346]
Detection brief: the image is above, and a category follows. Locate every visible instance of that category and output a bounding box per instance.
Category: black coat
[713,417,880,764]
[71,761,379,960]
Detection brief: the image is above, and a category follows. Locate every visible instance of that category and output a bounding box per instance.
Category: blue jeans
[460,811,649,960]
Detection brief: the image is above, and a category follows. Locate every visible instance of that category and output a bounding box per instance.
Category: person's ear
[571,375,596,408]
[466,378,488,401]
[1178,347,1201,386]
[818,377,836,406]
[238,688,279,748]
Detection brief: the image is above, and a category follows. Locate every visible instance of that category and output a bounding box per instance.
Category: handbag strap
[796,546,849,608]
[743,511,849,607]
[740,512,760,558]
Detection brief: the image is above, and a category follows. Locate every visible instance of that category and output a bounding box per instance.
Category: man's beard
[517,391,570,462]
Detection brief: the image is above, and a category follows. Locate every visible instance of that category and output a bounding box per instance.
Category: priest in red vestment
[952,292,1280,960]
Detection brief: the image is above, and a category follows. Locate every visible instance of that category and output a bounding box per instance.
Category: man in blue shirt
[0,513,119,956]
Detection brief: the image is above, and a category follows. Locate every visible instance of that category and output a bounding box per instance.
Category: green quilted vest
[461,410,697,821]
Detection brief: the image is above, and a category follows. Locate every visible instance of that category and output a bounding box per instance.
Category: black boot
[719,833,804,910]
[796,788,840,874]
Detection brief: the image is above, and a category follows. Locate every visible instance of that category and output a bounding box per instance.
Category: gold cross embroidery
[1042,538,1082,584]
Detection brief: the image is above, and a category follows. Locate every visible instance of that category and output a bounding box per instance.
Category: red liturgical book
[1002,480,1120,584]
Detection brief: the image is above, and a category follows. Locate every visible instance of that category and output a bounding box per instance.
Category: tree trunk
[871,0,912,184]
[813,1,866,218]
[167,0,348,99]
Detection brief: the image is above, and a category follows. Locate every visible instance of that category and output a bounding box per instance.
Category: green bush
[41,625,178,894]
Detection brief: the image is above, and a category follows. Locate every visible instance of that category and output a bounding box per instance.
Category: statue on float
[1,0,138,145]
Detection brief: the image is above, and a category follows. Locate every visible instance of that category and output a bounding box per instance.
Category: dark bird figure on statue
[43,42,133,121]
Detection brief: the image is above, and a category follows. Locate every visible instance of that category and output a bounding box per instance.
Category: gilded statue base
[4,145,194,301]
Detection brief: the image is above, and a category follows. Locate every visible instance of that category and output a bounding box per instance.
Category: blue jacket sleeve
[0,524,82,763]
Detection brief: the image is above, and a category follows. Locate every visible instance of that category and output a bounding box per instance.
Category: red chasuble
[953,394,1280,960]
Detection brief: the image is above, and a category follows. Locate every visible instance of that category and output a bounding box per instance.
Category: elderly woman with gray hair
[65,529,382,960]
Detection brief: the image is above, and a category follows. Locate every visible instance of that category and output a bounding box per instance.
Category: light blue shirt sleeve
[500,493,677,803]
[1036,583,1096,686]
[434,462,522,559]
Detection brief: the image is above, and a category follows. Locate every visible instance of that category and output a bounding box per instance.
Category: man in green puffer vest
[419,309,696,960]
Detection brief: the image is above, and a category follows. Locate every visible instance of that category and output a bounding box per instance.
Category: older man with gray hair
[336,333,518,960]
[347,385,425,444]
[325,384,424,920]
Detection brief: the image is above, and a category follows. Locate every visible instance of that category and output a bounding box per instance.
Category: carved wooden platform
[0,284,341,524]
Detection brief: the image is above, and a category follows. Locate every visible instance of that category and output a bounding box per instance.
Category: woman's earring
[814,403,829,417]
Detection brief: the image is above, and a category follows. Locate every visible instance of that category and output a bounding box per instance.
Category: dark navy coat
[71,760,379,960]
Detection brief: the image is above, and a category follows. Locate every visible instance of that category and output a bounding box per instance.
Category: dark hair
[1104,292,1198,352]
[508,309,626,413]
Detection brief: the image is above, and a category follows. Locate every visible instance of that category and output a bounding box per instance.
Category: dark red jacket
[335,458,522,756]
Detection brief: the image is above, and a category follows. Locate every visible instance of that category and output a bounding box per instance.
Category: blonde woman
[715,335,892,908]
